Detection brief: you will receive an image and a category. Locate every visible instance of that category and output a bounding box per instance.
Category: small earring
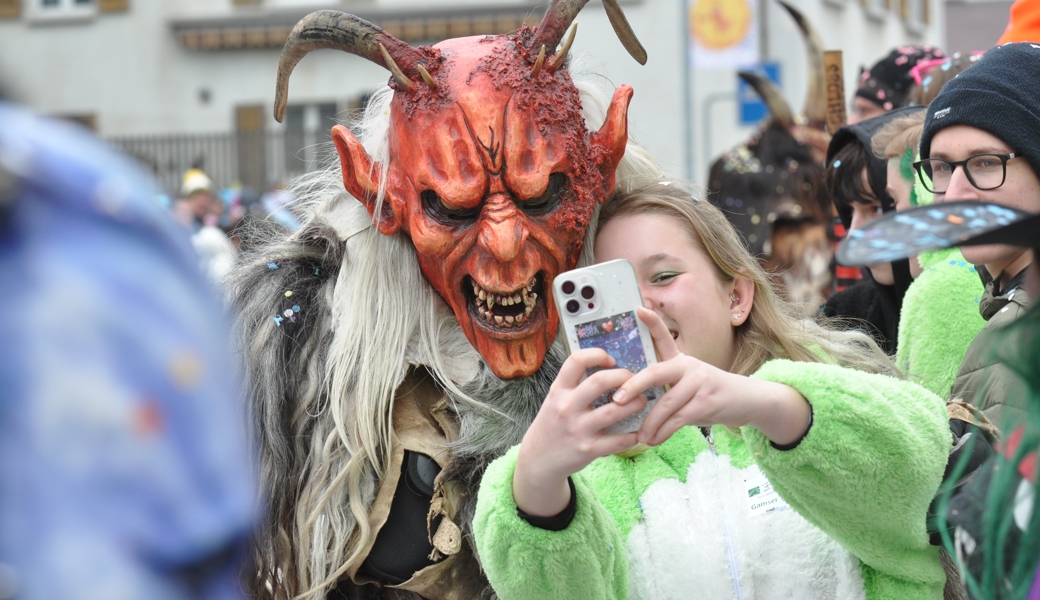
[730,293,739,302]
[732,310,744,320]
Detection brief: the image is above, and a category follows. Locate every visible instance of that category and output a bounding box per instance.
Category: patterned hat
[856,45,946,110]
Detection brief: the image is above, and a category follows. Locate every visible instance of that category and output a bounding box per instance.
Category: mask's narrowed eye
[422,189,480,225]
[520,173,569,216]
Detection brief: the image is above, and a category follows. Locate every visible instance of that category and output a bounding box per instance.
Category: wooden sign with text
[824,50,847,134]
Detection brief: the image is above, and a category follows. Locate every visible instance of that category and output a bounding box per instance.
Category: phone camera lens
[580,285,595,300]
[561,280,575,294]
[566,299,580,314]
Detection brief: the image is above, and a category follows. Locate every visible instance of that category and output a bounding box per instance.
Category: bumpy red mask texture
[332,29,631,378]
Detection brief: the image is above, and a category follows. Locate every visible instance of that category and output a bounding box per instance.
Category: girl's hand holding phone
[615,307,812,448]
[512,348,648,517]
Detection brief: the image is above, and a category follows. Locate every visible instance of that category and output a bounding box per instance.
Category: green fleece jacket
[473,360,950,600]
[895,248,986,398]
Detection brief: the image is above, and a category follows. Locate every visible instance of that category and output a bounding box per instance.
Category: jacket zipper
[703,427,744,600]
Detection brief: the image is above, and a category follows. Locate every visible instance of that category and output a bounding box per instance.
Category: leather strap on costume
[947,399,999,442]
[347,369,482,599]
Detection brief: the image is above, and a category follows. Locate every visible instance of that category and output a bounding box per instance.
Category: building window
[901,0,929,30]
[283,102,338,180]
[28,0,97,21]
[860,0,889,22]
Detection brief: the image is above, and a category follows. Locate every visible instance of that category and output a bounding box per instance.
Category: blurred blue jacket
[0,101,256,600]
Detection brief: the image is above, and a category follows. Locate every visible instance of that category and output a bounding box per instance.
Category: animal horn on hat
[777,0,826,127]
[737,71,795,130]
[529,0,647,66]
[273,10,428,122]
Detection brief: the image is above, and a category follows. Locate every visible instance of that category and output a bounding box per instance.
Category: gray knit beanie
[919,42,1040,178]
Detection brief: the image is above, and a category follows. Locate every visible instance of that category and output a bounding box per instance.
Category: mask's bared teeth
[473,276,543,328]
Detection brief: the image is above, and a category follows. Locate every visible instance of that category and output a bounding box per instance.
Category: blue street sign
[738,61,781,126]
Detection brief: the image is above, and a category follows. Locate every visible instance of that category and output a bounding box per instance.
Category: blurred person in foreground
[839,200,1040,600]
[0,97,255,598]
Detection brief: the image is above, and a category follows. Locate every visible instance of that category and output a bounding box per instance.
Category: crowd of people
[2,0,1039,599]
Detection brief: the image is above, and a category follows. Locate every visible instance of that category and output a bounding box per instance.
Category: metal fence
[107,129,336,196]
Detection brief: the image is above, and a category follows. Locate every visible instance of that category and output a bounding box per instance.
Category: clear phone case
[553,259,662,434]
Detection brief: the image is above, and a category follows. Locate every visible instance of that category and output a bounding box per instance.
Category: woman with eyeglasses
[915,42,1040,431]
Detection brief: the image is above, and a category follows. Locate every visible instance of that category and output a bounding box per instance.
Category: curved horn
[738,71,795,130]
[777,0,825,127]
[547,24,577,70]
[602,0,647,65]
[530,45,547,79]
[274,10,424,122]
[417,63,437,90]
[529,0,647,65]
[379,43,415,91]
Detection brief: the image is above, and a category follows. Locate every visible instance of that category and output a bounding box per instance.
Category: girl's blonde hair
[599,181,898,377]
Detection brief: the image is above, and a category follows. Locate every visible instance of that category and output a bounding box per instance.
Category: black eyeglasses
[913,153,1020,194]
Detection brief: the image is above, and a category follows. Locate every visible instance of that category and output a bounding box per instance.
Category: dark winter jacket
[949,268,1032,430]
[822,270,903,355]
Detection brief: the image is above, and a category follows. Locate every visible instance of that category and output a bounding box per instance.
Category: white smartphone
[553,259,662,434]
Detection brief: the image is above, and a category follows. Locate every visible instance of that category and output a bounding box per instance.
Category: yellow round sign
[690,0,753,50]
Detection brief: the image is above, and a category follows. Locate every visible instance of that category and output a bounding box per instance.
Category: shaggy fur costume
[896,247,986,398]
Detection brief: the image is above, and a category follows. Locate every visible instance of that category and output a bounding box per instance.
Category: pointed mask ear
[331,124,402,235]
[589,84,633,197]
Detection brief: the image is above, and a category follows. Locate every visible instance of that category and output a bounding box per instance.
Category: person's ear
[729,277,755,326]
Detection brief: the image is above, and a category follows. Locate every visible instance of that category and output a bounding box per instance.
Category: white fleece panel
[627,452,865,600]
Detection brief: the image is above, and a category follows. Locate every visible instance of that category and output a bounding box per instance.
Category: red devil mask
[274,2,646,378]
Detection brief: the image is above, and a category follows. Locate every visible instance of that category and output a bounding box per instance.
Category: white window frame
[901,0,929,35]
[27,0,97,23]
[861,0,889,22]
